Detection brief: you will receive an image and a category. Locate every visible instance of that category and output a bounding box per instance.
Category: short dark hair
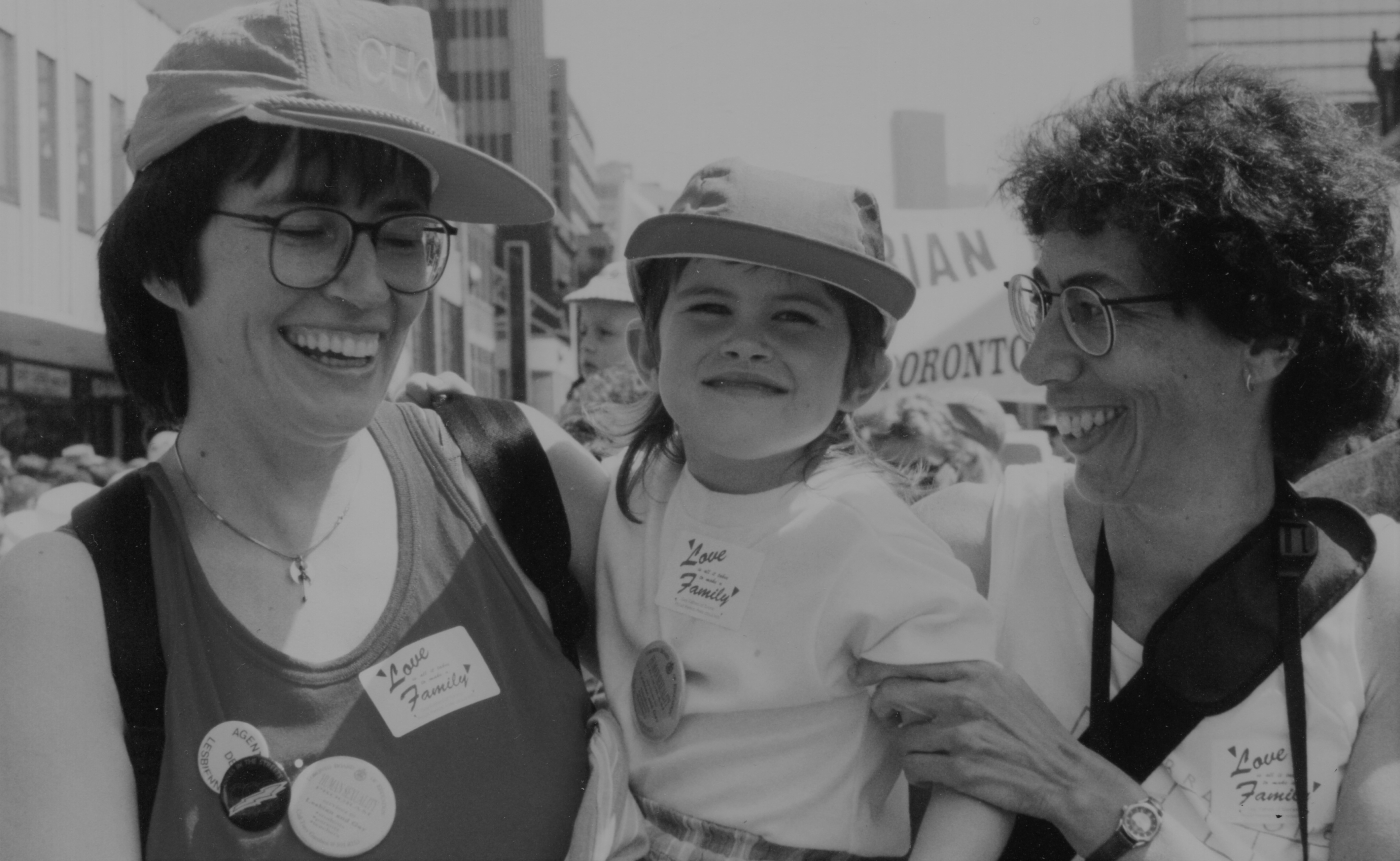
[614,257,888,520]
[1001,62,1400,477]
[98,119,432,427]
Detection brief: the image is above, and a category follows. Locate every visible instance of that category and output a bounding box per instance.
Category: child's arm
[910,787,1013,861]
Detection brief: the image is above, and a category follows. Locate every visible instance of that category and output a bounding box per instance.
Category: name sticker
[1210,738,1310,827]
[655,533,763,630]
[358,627,500,738]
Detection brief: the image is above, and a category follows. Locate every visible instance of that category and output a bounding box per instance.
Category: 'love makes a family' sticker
[358,627,499,738]
[655,532,763,630]
[1210,738,1326,828]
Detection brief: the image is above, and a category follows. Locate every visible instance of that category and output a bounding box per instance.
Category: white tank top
[988,462,1384,861]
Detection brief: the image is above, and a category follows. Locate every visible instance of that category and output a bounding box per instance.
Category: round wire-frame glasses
[1004,273,1176,357]
[212,206,458,295]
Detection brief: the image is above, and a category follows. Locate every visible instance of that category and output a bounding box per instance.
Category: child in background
[595,159,1012,860]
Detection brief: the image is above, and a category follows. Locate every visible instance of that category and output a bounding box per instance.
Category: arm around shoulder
[0,531,140,860]
[912,481,999,598]
[518,402,609,598]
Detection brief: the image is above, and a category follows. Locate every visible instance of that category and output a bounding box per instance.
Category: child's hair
[615,256,888,521]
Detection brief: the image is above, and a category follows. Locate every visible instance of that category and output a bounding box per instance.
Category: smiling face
[576,300,639,377]
[631,259,870,493]
[158,153,430,444]
[1019,226,1269,505]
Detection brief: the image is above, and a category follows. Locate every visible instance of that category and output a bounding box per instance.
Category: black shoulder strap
[431,393,588,668]
[67,471,165,847]
[1000,496,1373,860]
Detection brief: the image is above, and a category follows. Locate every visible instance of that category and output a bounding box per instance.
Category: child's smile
[634,259,863,494]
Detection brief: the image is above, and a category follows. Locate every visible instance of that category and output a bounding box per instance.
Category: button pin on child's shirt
[197,720,269,794]
[633,640,686,741]
[220,755,291,832]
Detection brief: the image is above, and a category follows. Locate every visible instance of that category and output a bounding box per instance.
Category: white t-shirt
[596,457,997,856]
[924,462,1395,861]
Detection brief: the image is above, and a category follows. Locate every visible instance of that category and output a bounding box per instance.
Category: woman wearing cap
[0,2,613,859]
[855,64,1400,859]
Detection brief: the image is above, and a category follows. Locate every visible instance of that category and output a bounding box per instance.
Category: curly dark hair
[614,257,889,520]
[98,119,430,427]
[1000,61,1400,476]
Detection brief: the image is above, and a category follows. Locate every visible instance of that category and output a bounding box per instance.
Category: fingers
[397,372,476,407]
[850,658,985,687]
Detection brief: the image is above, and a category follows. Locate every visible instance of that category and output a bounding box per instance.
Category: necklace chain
[173,436,357,598]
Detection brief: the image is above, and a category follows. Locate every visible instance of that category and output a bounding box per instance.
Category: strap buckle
[1276,517,1317,578]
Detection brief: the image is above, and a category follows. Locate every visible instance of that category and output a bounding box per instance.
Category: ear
[1245,335,1297,387]
[626,319,659,389]
[142,275,188,312]
[839,351,892,413]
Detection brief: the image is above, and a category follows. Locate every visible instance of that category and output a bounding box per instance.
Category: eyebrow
[675,282,838,312]
[1030,265,1121,292]
[259,187,426,213]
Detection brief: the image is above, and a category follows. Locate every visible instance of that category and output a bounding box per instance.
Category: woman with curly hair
[857,62,1400,860]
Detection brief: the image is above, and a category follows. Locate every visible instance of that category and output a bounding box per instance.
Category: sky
[541,1,1134,204]
[139,0,1134,207]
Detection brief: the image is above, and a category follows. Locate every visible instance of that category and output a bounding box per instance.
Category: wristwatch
[1085,798,1163,861]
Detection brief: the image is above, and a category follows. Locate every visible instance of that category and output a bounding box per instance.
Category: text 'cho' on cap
[126,0,553,225]
[624,159,915,329]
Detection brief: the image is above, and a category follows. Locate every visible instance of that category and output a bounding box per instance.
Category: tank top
[142,402,591,860]
[988,462,1385,861]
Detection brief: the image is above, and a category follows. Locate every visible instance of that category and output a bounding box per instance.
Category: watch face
[1122,800,1163,844]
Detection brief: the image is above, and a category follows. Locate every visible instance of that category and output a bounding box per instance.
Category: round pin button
[197,721,269,794]
[289,756,397,857]
[219,755,290,832]
[632,640,686,741]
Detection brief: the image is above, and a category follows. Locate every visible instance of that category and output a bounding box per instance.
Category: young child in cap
[595,159,1013,860]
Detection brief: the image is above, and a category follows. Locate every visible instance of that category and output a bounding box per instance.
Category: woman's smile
[281,326,383,368]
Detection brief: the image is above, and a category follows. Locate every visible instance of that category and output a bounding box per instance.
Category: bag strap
[68,471,166,846]
[431,393,588,668]
[999,493,1373,861]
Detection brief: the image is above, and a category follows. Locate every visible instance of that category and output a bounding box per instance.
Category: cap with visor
[126,0,552,225]
[624,159,914,340]
[564,261,634,305]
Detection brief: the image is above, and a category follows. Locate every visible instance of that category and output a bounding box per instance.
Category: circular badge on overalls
[197,720,269,793]
[288,756,397,857]
[219,755,291,832]
[631,640,686,741]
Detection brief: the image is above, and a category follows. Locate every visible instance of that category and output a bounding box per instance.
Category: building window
[471,9,482,38]
[501,132,511,164]
[109,95,126,206]
[484,7,494,38]
[499,70,509,100]
[497,8,508,37]
[488,133,498,158]
[0,30,16,205]
[429,6,454,41]
[37,53,58,220]
[475,71,485,101]
[486,71,496,100]
[437,297,464,375]
[549,89,558,114]
[551,138,559,163]
[75,75,94,234]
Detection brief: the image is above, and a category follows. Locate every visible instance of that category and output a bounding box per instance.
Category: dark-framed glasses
[213,207,458,295]
[1004,273,1175,357]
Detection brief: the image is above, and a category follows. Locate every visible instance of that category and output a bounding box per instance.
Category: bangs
[228,123,433,207]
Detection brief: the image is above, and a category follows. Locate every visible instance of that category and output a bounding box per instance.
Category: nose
[322,232,392,308]
[720,323,772,363]
[1018,304,1082,387]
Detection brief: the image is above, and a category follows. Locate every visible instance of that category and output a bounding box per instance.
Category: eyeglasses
[213,207,458,295]
[1004,273,1176,357]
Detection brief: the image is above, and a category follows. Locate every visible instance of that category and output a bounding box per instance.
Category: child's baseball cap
[126,0,552,225]
[625,159,915,337]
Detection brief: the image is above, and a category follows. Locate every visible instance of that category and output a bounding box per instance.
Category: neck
[165,398,370,550]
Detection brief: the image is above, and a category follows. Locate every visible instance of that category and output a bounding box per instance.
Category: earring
[1245,369,1255,394]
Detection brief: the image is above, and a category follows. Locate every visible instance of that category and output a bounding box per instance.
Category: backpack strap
[431,393,589,668]
[67,471,165,847]
[999,494,1373,860]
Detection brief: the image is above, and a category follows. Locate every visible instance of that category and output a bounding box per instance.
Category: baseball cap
[624,159,914,334]
[127,0,552,225]
[564,261,634,305]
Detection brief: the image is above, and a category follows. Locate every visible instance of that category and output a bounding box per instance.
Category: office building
[0,0,175,458]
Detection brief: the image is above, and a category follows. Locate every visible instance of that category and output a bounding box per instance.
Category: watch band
[1085,798,1163,861]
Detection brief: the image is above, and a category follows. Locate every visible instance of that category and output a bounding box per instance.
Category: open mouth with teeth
[1054,406,1124,441]
[282,326,381,368]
